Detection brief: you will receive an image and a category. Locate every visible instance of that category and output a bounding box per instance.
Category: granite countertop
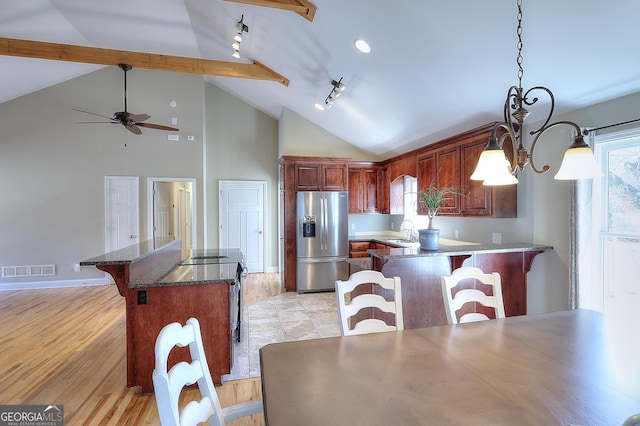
[79,237,176,266]
[367,242,553,260]
[129,263,240,288]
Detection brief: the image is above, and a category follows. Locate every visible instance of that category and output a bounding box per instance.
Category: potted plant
[417,186,462,250]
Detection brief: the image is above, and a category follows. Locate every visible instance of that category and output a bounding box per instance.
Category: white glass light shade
[233,33,242,43]
[231,41,240,50]
[232,50,240,59]
[471,149,518,185]
[554,146,603,180]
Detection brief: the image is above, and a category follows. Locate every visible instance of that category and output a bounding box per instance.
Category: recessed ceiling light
[314,103,325,111]
[354,39,371,54]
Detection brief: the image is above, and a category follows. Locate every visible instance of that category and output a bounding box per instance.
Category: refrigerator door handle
[321,196,327,251]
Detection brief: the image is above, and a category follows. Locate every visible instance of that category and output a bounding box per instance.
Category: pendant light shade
[554,144,603,180]
[471,136,519,185]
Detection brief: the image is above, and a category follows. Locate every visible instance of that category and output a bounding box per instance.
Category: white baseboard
[0,277,109,291]
[265,266,280,273]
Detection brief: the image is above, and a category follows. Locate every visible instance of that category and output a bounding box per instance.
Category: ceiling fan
[74,63,179,135]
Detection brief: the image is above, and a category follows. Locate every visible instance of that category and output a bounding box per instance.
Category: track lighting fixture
[231,14,249,59]
[324,77,346,109]
[471,0,601,185]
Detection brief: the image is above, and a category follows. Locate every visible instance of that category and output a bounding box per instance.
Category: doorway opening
[147,177,197,259]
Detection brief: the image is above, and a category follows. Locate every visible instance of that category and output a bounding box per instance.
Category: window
[588,129,640,321]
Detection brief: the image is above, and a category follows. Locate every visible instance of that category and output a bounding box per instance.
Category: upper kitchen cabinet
[417,145,461,215]
[459,127,517,217]
[348,163,380,214]
[415,122,516,218]
[387,156,417,183]
[282,156,349,191]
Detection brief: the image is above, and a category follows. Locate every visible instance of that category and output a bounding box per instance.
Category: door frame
[147,177,197,250]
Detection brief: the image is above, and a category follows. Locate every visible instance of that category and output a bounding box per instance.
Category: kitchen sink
[384,239,421,248]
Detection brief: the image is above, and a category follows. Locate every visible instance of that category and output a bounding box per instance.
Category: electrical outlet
[454,229,460,239]
[492,232,502,244]
[137,290,147,305]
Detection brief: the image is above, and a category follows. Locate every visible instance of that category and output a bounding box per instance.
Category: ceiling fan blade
[128,113,150,122]
[73,108,114,120]
[77,121,119,124]
[126,124,142,135]
[137,122,180,131]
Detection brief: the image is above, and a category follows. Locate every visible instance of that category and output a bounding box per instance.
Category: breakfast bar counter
[81,240,242,393]
[347,240,552,329]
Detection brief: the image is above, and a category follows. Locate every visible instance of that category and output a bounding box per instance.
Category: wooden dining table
[259,309,640,425]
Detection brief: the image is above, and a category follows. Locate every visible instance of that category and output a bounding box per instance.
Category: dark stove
[180,248,246,343]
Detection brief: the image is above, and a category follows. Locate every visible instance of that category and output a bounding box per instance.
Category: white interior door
[219,181,265,273]
[105,176,139,252]
[153,182,171,240]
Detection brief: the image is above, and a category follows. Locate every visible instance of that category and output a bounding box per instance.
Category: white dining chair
[441,266,505,325]
[623,413,640,426]
[335,270,403,336]
[152,317,263,426]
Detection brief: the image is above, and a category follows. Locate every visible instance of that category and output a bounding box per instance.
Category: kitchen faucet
[399,219,415,241]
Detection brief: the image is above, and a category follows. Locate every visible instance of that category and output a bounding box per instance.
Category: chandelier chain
[516,0,524,89]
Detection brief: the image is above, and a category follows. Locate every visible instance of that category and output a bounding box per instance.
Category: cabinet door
[460,136,492,215]
[295,163,321,191]
[378,165,390,214]
[363,168,379,213]
[436,145,461,215]
[416,153,435,215]
[416,147,460,215]
[348,168,363,214]
[388,156,417,182]
[322,164,348,191]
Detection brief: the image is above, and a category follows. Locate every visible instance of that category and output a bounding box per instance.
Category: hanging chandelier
[471,0,602,186]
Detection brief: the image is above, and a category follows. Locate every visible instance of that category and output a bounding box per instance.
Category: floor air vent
[2,264,56,278]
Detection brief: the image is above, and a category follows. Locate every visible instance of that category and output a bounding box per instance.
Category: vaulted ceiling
[2,0,640,157]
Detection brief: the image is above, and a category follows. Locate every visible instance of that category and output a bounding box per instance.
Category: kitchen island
[81,240,243,394]
[347,239,551,329]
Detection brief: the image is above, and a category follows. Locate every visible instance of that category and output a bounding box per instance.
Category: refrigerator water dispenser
[302,216,316,237]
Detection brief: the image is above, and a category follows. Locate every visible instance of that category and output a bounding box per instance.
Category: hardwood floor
[0,273,284,425]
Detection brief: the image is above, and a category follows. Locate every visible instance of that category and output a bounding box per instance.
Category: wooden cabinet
[378,165,390,214]
[349,241,371,258]
[294,161,348,191]
[417,145,461,215]
[388,155,417,183]
[349,163,380,214]
[415,123,516,218]
[459,130,517,217]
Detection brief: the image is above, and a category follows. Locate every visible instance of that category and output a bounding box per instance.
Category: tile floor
[223,291,340,381]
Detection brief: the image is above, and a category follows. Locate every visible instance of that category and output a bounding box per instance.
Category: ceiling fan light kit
[74,63,179,136]
[471,0,602,185]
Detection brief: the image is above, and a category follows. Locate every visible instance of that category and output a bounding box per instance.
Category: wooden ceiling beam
[224,0,317,22]
[0,37,289,86]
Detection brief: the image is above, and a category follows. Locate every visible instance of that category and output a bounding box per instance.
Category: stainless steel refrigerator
[296,191,349,292]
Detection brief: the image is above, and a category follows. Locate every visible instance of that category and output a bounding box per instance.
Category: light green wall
[279,108,380,161]
[203,83,279,268]
[0,67,205,285]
